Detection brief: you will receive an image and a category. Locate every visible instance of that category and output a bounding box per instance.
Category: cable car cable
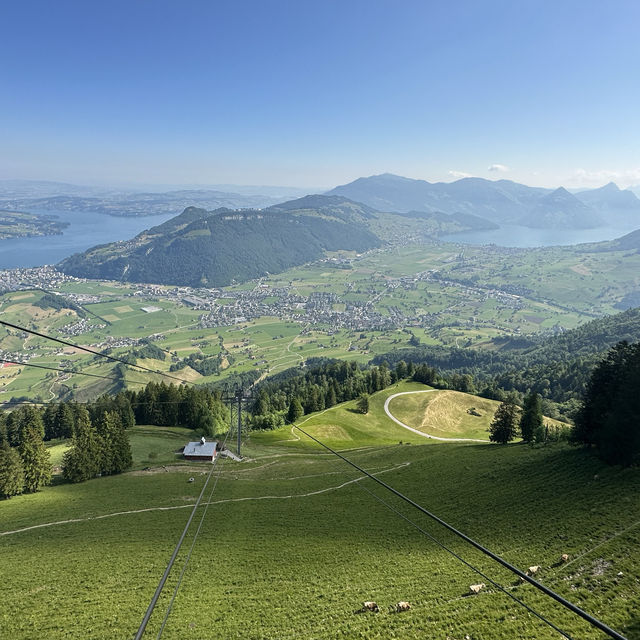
[155,428,233,639]
[0,357,147,384]
[134,424,233,640]
[0,318,193,385]
[293,424,627,640]
[356,479,574,639]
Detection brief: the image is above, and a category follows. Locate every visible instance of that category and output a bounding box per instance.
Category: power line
[0,314,244,635]
[308,436,573,637]
[293,424,628,640]
[134,425,233,640]
[0,357,146,385]
[355,478,573,639]
[155,428,234,639]
[0,318,193,385]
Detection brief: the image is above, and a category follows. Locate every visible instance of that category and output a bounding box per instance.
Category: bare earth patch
[570,263,592,276]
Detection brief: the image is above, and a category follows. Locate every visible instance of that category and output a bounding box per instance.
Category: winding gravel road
[384,390,489,443]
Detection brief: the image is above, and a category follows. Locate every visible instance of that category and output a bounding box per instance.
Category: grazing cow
[527,565,540,576]
[393,601,411,612]
[469,583,485,595]
[362,601,379,613]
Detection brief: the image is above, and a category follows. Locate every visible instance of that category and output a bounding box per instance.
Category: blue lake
[439,223,639,248]
[0,209,176,269]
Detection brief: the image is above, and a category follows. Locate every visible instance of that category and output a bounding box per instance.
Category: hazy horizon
[0,174,638,196]
[2,1,639,190]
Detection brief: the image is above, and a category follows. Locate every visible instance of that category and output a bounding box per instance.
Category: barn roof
[183,441,217,458]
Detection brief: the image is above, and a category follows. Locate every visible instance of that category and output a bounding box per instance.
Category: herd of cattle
[357,554,570,614]
[358,601,411,614]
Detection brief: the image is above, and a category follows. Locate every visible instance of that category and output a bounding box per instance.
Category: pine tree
[95,411,132,475]
[55,403,75,439]
[0,441,25,499]
[62,407,100,483]
[326,386,337,408]
[357,393,370,414]
[520,392,543,443]
[574,341,640,465]
[287,398,304,423]
[489,399,518,444]
[395,360,408,380]
[18,425,51,493]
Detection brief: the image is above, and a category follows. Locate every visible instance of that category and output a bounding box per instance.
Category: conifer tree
[0,440,25,498]
[574,341,640,465]
[62,407,99,483]
[357,393,370,414]
[326,386,337,408]
[18,424,51,492]
[489,399,518,444]
[55,403,75,439]
[287,398,304,423]
[520,392,543,443]
[96,411,132,475]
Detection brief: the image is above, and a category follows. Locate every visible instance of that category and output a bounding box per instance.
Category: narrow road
[384,390,489,443]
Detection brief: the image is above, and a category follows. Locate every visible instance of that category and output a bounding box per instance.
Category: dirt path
[0,461,409,537]
[384,390,489,443]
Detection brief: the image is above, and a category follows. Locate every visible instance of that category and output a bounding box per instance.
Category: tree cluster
[251,360,396,429]
[573,340,640,465]
[127,382,229,436]
[372,307,640,418]
[62,407,132,483]
[0,406,51,499]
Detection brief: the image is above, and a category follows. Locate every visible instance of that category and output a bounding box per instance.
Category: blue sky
[2,0,639,189]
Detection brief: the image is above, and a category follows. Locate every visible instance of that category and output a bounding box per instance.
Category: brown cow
[393,601,411,612]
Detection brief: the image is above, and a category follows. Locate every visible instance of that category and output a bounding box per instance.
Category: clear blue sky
[2,0,639,189]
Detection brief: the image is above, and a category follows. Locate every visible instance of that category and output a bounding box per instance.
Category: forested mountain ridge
[372,307,640,408]
[56,194,502,287]
[58,202,382,287]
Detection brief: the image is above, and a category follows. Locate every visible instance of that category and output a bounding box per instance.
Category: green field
[3,237,640,402]
[384,388,568,442]
[2,388,639,639]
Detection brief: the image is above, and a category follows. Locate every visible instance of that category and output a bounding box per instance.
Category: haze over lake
[1,208,639,271]
[440,223,639,248]
[0,209,175,269]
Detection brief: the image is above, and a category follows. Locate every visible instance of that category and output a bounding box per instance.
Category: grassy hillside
[2,394,639,640]
[388,389,498,440]
[254,383,566,447]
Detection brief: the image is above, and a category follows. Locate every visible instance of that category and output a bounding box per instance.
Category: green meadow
[2,387,639,639]
[3,237,640,401]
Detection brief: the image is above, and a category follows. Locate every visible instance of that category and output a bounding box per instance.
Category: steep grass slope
[2,436,639,639]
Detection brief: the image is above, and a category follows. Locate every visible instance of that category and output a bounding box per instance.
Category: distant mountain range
[327,173,640,229]
[4,175,640,230]
[0,180,313,216]
[0,190,292,217]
